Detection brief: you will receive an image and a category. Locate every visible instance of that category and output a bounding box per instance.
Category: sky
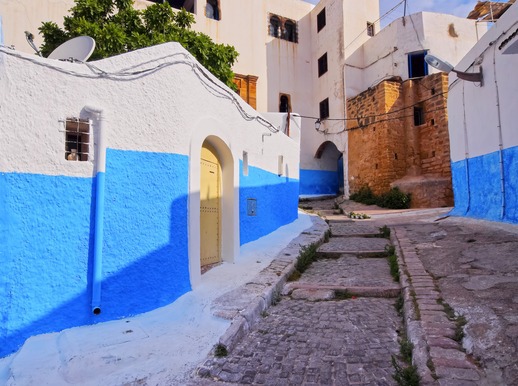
[304,0,482,26]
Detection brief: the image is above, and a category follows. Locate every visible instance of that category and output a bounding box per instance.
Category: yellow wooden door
[200,145,221,267]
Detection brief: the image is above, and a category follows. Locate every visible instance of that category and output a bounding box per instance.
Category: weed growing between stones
[386,245,400,282]
[392,333,420,386]
[214,344,228,358]
[394,294,404,316]
[295,243,318,273]
[379,225,391,238]
[287,270,301,282]
[334,290,353,300]
[409,290,421,320]
[427,358,438,380]
[271,289,281,306]
[437,298,467,343]
[324,229,331,242]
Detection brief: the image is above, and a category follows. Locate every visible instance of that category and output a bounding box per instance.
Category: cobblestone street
[193,199,404,385]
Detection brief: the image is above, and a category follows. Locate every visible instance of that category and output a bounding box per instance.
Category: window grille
[269,14,298,43]
[65,117,90,161]
[367,22,375,37]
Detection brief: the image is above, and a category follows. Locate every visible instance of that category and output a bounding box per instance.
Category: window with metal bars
[65,118,90,161]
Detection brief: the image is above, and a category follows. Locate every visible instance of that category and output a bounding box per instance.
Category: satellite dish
[48,36,96,62]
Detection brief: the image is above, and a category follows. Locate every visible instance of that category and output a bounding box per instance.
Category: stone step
[317,237,390,258]
[329,223,384,238]
[283,283,400,299]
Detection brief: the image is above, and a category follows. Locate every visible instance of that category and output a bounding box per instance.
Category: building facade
[447,1,518,223]
[344,12,484,207]
[0,42,301,357]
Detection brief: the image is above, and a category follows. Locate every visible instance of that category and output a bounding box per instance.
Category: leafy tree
[38,0,239,89]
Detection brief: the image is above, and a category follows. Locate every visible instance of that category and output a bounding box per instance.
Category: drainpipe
[84,105,105,315]
[492,47,506,220]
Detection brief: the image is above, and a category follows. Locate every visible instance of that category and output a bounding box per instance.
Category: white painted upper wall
[0,42,299,180]
[448,2,518,162]
[345,12,485,98]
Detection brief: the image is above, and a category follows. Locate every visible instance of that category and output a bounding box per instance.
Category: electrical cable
[0,46,280,133]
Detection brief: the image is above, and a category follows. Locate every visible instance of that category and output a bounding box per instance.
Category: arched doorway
[200,141,221,268]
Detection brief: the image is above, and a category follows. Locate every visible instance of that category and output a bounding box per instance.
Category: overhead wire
[0,45,280,133]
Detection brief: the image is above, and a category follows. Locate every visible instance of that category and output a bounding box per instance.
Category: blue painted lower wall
[450,145,518,224]
[240,162,299,245]
[0,149,191,357]
[299,169,339,196]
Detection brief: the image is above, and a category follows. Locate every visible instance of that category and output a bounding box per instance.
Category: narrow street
[194,198,405,385]
[191,197,518,386]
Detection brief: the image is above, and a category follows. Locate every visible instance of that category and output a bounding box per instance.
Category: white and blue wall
[447,2,518,223]
[0,42,300,357]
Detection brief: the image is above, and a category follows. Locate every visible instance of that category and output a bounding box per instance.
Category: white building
[0,42,301,357]
[446,1,518,223]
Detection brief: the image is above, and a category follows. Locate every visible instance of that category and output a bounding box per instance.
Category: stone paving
[193,198,404,385]
[317,237,390,258]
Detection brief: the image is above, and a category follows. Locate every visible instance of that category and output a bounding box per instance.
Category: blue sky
[303,0,480,26]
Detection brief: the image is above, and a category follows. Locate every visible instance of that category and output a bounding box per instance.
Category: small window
[65,117,90,161]
[414,106,424,126]
[318,53,328,77]
[367,22,375,37]
[270,15,281,38]
[319,98,330,120]
[408,51,429,78]
[206,0,220,20]
[317,8,326,32]
[284,20,297,43]
[279,94,291,113]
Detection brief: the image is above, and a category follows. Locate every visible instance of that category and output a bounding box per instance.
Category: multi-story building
[0,0,487,201]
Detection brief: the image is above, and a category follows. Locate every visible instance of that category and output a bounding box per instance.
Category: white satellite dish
[48,36,96,62]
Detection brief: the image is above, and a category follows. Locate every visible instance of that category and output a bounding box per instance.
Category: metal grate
[65,117,90,161]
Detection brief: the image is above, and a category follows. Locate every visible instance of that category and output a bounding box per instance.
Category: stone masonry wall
[347,73,453,208]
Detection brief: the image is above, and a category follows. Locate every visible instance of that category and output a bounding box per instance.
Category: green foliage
[379,225,391,238]
[349,185,411,209]
[376,187,411,209]
[214,343,228,357]
[392,356,420,386]
[296,243,318,273]
[349,185,377,205]
[38,0,239,90]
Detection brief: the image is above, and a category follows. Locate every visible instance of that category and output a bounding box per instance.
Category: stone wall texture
[347,73,453,208]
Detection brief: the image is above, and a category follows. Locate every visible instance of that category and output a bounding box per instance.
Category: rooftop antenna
[48,36,96,62]
[24,31,42,57]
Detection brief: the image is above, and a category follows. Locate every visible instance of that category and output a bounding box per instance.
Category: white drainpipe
[84,105,105,315]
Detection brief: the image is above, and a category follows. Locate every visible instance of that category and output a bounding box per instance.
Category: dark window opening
[408,51,429,78]
[269,15,298,43]
[284,20,297,43]
[65,118,90,161]
[431,118,435,125]
[319,98,330,120]
[279,94,291,113]
[318,53,328,77]
[317,8,326,32]
[394,153,398,160]
[149,0,195,13]
[414,106,424,126]
[206,0,220,20]
[367,22,375,37]
[269,16,281,38]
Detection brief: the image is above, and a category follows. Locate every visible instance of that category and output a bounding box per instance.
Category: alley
[194,198,405,385]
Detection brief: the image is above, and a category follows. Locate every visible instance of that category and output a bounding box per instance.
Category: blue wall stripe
[299,169,339,195]
[239,162,299,245]
[0,149,191,357]
[450,145,518,224]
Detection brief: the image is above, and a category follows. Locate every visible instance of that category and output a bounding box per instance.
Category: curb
[391,228,436,385]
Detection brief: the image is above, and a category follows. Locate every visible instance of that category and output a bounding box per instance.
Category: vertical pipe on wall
[461,83,471,216]
[84,105,105,315]
[492,47,506,219]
